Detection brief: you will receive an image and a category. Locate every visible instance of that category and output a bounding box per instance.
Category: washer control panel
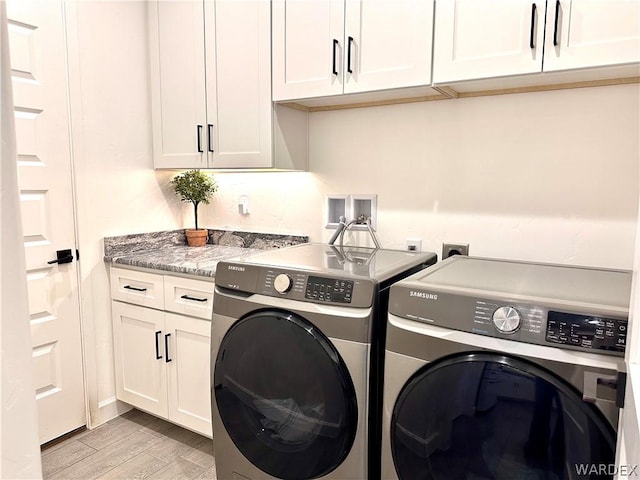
[305,276,354,304]
[546,311,627,353]
[215,262,375,308]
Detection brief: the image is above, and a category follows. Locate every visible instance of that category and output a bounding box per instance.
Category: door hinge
[76,249,80,262]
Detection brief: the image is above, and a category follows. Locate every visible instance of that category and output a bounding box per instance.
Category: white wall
[201,84,639,269]
[67,0,182,425]
[64,0,639,428]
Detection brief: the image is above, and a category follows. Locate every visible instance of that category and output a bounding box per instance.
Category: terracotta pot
[185,229,208,247]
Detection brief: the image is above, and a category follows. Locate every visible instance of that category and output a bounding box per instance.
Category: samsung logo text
[409,291,438,300]
[227,265,245,272]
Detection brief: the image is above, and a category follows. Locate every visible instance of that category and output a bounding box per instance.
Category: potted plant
[170,169,218,247]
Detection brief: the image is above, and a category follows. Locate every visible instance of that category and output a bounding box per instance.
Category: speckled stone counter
[104,229,308,278]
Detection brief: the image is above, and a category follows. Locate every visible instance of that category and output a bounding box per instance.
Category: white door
[7,0,86,444]
[433,0,545,84]
[148,0,208,169]
[343,0,434,94]
[206,0,272,169]
[165,313,212,437]
[543,0,640,72]
[112,302,168,418]
[272,0,345,101]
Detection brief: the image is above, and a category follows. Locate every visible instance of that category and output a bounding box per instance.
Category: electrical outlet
[406,239,422,252]
[442,243,469,258]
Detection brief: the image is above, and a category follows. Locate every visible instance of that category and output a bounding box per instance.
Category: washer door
[214,310,358,480]
[391,353,616,480]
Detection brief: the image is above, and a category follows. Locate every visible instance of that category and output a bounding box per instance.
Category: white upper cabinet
[272,0,434,102]
[543,0,640,72]
[272,0,345,100]
[344,0,434,94]
[433,0,640,84]
[149,1,207,169]
[433,0,546,83]
[149,0,272,169]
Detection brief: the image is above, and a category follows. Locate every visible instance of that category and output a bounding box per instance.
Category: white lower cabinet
[165,312,212,436]
[110,267,213,438]
[112,302,168,418]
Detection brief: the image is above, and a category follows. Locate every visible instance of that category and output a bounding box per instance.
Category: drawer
[110,267,164,309]
[164,276,214,320]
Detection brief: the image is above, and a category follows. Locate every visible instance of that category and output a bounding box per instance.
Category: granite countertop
[104,229,308,278]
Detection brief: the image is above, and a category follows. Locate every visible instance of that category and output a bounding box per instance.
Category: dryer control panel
[388,256,631,357]
[546,311,627,353]
[389,288,628,356]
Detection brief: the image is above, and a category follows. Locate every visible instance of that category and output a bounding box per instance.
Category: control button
[570,337,581,345]
[619,324,627,332]
[273,274,293,294]
[606,330,615,337]
[492,306,521,334]
[618,337,626,346]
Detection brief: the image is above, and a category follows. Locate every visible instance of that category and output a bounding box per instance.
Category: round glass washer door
[391,353,616,480]
[214,310,358,480]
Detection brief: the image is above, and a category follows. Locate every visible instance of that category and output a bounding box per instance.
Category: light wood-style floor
[41,409,216,479]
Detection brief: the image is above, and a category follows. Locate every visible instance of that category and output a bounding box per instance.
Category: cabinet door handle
[164,333,172,363]
[529,3,537,49]
[207,124,214,153]
[124,285,147,292]
[553,0,561,46]
[347,36,354,74]
[332,39,339,75]
[181,294,208,302]
[155,331,162,360]
[197,125,203,153]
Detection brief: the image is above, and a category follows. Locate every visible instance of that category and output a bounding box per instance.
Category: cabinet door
[112,302,168,418]
[148,0,208,169]
[433,0,545,83]
[165,313,212,437]
[543,0,640,72]
[343,0,434,94]
[272,0,345,101]
[205,0,272,168]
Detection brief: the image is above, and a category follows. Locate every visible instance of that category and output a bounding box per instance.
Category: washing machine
[382,256,631,480]
[211,243,437,480]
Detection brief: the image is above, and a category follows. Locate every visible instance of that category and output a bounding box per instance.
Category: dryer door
[214,310,358,480]
[391,353,617,480]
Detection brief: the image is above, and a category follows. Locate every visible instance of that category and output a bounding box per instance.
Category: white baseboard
[92,397,132,428]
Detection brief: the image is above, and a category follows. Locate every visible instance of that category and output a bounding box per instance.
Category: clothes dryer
[382,256,631,480]
[211,243,436,480]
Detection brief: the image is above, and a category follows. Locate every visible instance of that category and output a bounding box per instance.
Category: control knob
[492,306,521,334]
[273,273,293,294]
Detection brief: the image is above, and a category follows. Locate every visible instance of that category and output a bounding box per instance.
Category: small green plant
[170,169,217,230]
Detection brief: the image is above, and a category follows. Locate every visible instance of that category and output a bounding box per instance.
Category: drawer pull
[180,294,208,302]
[124,285,147,292]
[155,331,162,360]
[165,333,172,363]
